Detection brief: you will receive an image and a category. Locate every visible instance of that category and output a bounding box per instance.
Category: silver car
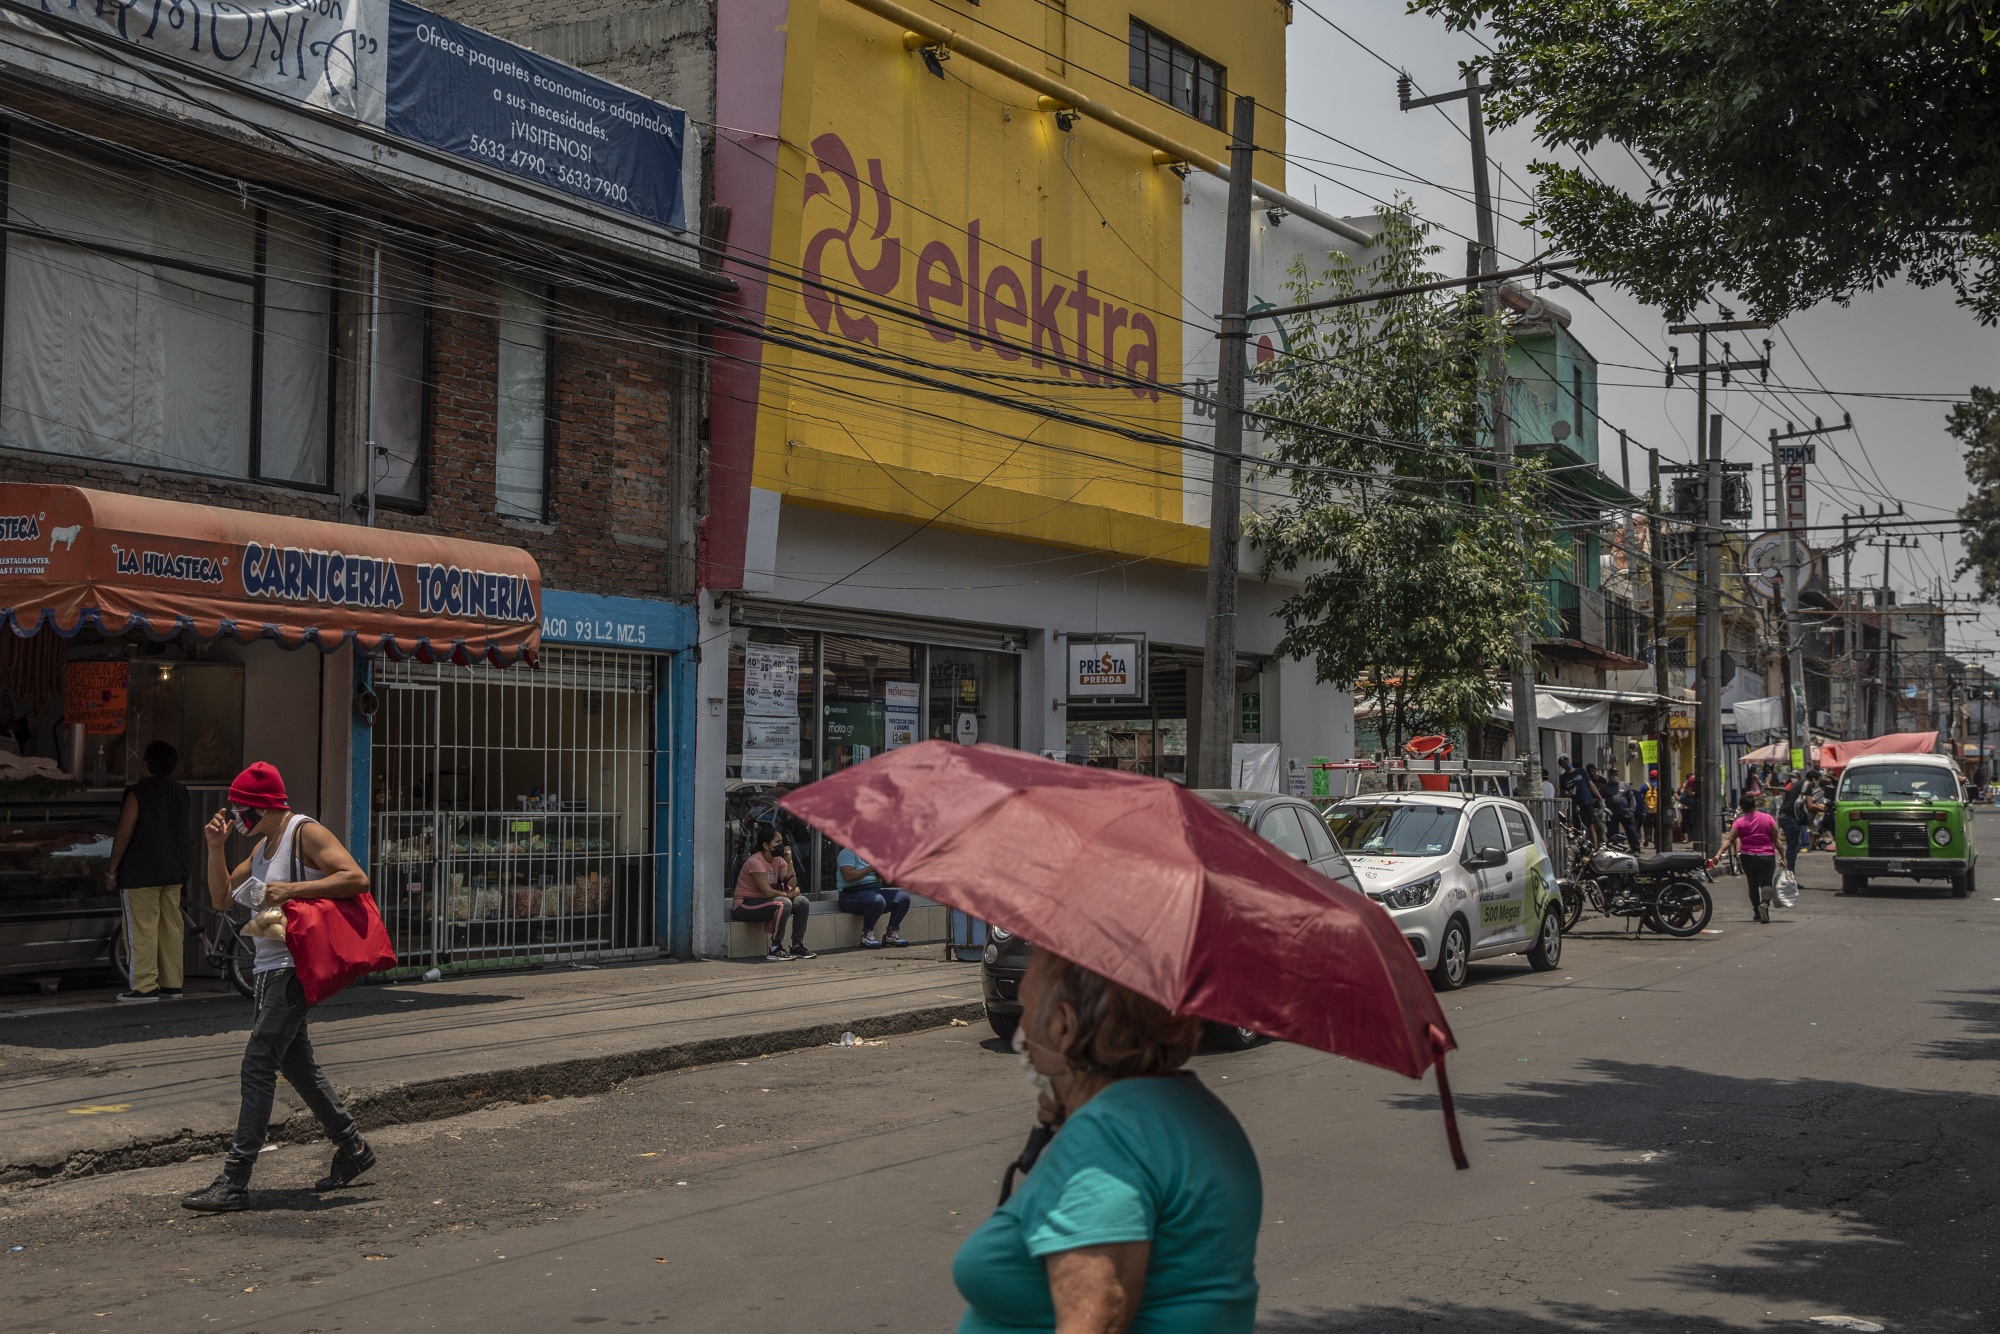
[1322,792,1565,990]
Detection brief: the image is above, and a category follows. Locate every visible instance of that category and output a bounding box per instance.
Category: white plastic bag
[1774,869,1799,909]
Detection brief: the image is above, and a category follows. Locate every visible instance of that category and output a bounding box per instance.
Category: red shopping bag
[284,893,398,1004]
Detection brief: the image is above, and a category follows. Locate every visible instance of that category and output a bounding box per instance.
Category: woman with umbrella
[783,742,1469,1332]
[951,948,1262,1331]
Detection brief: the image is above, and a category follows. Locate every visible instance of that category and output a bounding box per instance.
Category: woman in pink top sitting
[733,825,816,960]
[1719,793,1786,923]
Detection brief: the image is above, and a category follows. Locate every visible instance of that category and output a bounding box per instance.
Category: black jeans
[838,886,912,934]
[224,969,359,1183]
[732,895,810,946]
[1741,853,1777,910]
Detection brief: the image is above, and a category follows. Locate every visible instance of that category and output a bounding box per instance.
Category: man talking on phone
[182,762,378,1212]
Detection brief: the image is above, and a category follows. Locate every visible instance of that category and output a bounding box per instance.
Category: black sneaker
[314,1138,376,1192]
[116,990,160,1004]
[766,942,792,961]
[182,1176,251,1212]
[159,988,183,1000]
[788,943,818,960]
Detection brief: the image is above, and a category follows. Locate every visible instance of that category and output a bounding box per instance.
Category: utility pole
[1664,319,1769,851]
[1649,446,1674,848]
[1197,94,1257,788]
[1767,415,1851,763]
[1401,67,1538,801]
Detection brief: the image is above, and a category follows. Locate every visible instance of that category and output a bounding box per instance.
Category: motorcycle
[1559,838,1714,937]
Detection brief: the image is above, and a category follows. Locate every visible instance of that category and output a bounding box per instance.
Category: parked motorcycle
[1559,839,1714,937]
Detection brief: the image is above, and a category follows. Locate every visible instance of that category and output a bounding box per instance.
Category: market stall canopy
[1819,732,1941,773]
[0,484,541,665]
[1740,739,1830,766]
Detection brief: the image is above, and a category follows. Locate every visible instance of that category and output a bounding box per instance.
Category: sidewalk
[0,951,988,1185]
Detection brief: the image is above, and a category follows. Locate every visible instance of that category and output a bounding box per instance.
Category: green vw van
[1833,752,1977,896]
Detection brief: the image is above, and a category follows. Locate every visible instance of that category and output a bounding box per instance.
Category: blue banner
[385,1,685,232]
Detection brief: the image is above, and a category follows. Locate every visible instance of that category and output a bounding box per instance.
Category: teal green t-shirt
[952,1073,1262,1334]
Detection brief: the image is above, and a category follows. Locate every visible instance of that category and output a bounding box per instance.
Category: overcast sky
[1285,2,2000,660]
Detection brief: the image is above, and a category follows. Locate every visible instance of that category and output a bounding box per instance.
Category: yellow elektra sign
[756,4,1198,563]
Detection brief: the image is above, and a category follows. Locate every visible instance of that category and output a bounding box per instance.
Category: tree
[1247,207,1565,754]
[1416,0,2000,322]
[1952,386,2000,597]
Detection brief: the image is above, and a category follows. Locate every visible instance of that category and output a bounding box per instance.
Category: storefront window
[726,628,1022,897]
[928,649,1017,750]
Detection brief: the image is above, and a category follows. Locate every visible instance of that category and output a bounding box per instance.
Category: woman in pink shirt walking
[1719,793,1787,923]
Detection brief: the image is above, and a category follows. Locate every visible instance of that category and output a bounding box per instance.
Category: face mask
[231,806,258,837]
[1012,1025,1057,1098]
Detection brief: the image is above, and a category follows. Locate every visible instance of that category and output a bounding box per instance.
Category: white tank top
[248,814,324,974]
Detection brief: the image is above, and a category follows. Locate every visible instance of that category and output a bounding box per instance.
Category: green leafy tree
[1248,207,1565,754]
[1416,0,2000,322]
[1952,386,2000,597]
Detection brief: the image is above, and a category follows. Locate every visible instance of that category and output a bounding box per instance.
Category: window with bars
[1127,19,1226,129]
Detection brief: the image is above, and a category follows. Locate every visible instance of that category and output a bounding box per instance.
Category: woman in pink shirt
[1719,793,1786,923]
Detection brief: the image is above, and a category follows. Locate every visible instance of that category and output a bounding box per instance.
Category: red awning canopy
[0,484,541,665]
[1818,732,1941,773]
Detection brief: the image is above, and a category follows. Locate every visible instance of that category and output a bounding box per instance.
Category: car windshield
[1325,804,1461,857]
[1838,765,1960,802]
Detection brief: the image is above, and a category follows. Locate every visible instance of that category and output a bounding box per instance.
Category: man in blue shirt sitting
[836,846,913,947]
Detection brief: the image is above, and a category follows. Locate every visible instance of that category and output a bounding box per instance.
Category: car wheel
[1840,874,1866,896]
[1429,917,1470,991]
[985,1008,1018,1042]
[1951,872,1971,898]
[1204,1022,1263,1052]
[1526,906,1562,971]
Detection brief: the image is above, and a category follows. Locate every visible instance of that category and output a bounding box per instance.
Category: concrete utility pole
[1767,415,1851,762]
[1649,446,1675,848]
[1400,67,1537,800]
[1664,319,1769,851]
[1197,94,1257,789]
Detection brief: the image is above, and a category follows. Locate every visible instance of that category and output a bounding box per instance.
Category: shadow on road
[1387,1060,1997,1328]
[1922,987,2000,1064]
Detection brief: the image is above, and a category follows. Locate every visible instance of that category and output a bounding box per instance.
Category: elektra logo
[418,564,537,623]
[242,541,406,609]
[0,513,44,541]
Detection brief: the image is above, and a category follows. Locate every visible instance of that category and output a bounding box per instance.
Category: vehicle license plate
[1887,861,1909,874]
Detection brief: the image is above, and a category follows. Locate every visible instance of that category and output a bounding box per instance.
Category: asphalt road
[5,819,1998,1333]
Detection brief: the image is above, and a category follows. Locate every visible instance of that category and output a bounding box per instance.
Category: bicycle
[109,896,254,999]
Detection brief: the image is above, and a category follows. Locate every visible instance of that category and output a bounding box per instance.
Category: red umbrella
[781,741,1468,1168]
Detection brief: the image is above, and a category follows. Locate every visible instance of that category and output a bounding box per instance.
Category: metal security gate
[370,646,660,972]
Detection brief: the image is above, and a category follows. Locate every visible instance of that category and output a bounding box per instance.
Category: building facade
[0,1,716,976]
[691,0,1370,954]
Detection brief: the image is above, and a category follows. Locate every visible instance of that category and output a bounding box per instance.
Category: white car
[1322,792,1565,990]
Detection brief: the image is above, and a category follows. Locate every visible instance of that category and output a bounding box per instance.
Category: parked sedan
[979,790,1356,1048]
[1322,792,1564,990]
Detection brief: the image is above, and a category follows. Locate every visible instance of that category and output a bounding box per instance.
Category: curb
[0,999,985,1187]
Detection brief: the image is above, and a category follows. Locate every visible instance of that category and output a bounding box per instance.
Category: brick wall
[5,256,701,604]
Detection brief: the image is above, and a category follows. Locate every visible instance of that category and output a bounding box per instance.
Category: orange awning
[0,484,541,666]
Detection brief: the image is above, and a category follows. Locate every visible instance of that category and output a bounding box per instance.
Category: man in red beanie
[182,761,378,1212]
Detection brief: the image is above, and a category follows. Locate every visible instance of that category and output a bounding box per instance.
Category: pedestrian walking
[1719,793,1786,924]
[732,824,816,959]
[954,949,1263,1333]
[105,740,191,1002]
[181,762,376,1213]
[1776,770,1808,873]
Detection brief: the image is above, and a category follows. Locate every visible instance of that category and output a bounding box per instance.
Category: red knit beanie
[228,761,290,810]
